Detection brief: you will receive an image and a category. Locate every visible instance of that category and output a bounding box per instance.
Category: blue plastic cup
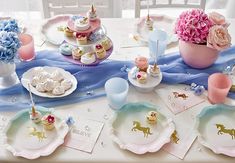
[148,29,168,59]
[105,77,129,110]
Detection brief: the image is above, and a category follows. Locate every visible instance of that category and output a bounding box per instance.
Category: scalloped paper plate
[136,15,178,45]
[109,102,175,154]
[195,105,235,157]
[3,106,69,159]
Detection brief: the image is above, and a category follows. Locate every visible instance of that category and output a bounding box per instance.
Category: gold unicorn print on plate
[170,130,179,144]
[216,124,235,140]
[173,92,188,100]
[131,121,152,138]
[28,127,46,141]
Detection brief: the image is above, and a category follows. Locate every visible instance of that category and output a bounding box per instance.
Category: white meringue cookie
[36,83,46,92]
[38,71,51,83]
[31,76,40,87]
[52,86,65,95]
[32,67,44,77]
[61,79,72,90]
[43,79,56,92]
[51,70,64,82]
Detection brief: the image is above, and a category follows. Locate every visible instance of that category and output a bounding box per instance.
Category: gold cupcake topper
[91,4,96,13]
[171,130,179,144]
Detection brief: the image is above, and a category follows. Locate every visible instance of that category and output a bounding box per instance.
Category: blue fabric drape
[0,46,235,111]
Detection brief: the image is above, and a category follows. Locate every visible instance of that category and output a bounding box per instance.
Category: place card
[156,87,205,114]
[64,119,104,153]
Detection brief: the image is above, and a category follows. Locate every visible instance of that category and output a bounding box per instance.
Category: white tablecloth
[1,18,235,163]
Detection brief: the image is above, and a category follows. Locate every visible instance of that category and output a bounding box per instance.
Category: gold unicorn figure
[171,130,179,144]
[29,127,46,141]
[216,124,235,140]
[173,92,188,100]
[131,121,152,138]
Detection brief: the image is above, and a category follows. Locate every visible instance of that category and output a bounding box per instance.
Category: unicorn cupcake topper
[28,83,42,124]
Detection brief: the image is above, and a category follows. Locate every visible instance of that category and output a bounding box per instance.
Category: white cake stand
[128,66,162,93]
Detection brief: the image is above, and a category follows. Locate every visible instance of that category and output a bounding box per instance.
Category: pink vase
[179,40,219,69]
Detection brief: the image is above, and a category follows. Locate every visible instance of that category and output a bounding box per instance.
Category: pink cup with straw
[208,73,232,104]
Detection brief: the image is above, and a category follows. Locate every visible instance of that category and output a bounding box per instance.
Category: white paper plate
[21,66,77,98]
[136,15,178,45]
[3,107,69,159]
[195,104,235,157]
[109,102,175,154]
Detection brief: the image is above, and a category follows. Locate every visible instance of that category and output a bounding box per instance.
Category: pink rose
[208,12,229,27]
[207,25,231,51]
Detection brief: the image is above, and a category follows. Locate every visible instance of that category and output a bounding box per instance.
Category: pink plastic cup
[18,34,35,61]
[208,73,232,104]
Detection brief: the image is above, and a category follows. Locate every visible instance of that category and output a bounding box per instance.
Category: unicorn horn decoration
[28,83,42,124]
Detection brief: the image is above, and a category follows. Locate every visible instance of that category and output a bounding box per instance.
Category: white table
[1,18,235,163]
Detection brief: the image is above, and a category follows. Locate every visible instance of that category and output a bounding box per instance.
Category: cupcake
[59,43,74,56]
[145,14,153,31]
[81,52,96,64]
[87,4,97,21]
[101,37,112,51]
[41,114,55,130]
[136,71,147,84]
[64,27,74,37]
[146,111,157,124]
[135,56,149,72]
[95,44,106,59]
[72,48,84,60]
[74,33,87,45]
[74,17,90,31]
[29,106,42,124]
[149,64,160,77]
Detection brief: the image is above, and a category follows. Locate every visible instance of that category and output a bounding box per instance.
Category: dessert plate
[21,66,77,98]
[3,106,69,159]
[109,102,175,154]
[128,66,162,93]
[195,105,235,157]
[136,15,178,45]
[62,37,113,66]
[41,15,106,45]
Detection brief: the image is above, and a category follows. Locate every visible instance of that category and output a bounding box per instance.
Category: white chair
[135,0,206,18]
[41,0,121,18]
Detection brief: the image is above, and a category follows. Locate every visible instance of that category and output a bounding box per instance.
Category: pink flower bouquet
[175,9,231,51]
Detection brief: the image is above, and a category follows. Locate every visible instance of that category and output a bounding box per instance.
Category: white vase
[0,61,19,89]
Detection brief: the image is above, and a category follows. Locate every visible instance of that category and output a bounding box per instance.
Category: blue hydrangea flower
[194,85,205,96]
[0,31,20,63]
[0,19,20,33]
[66,116,75,126]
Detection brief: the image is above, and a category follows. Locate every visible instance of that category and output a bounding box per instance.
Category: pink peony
[207,25,231,51]
[175,9,213,44]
